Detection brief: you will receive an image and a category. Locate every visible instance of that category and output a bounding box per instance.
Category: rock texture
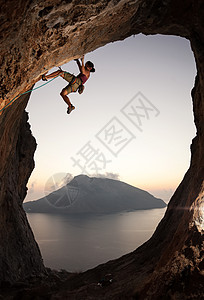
[0,0,203,298]
[0,91,45,284]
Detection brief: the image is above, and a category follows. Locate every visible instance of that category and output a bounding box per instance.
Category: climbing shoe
[42,74,48,81]
[67,105,75,114]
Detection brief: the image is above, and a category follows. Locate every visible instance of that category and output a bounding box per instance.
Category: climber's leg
[42,70,63,81]
[60,88,72,107]
[60,87,75,114]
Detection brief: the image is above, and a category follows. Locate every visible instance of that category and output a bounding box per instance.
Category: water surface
[27,208,166,272]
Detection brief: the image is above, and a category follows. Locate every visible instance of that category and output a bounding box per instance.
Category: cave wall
[0,0,203,296]
[0,91,45,284]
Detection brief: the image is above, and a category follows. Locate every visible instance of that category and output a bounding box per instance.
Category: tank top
[77,73,88,84]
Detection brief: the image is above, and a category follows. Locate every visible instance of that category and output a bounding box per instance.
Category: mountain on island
[24,175,166,214]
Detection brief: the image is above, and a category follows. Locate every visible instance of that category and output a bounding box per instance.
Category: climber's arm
[74,58,82,72]
[80,55,86,74]
[75,55,86,73]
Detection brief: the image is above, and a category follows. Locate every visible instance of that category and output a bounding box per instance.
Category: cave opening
[0,0,203,296]
[23,34,197,272]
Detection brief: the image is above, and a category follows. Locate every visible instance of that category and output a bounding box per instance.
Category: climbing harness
[68,73,85,94]
[0,74,61,113]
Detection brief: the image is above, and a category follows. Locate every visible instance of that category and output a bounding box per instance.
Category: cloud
[92,172,120,181]
[28,181,36,194]
[46,172,120,194]
[45,173,74,193]
[62,173,74,185]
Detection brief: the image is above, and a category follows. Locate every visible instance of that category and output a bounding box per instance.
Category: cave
[0,0,203,299]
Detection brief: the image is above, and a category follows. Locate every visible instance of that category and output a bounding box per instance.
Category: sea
[27,208,166,272]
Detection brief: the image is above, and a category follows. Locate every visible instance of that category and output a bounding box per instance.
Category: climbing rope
[0,74,61,113]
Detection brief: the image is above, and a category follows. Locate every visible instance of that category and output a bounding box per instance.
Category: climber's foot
[42,74,48,81]
[67,105,75,114]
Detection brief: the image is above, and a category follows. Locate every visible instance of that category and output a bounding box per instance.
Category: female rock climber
[42,55,95,114]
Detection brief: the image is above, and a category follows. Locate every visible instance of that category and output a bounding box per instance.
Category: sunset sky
[25,34,196,203]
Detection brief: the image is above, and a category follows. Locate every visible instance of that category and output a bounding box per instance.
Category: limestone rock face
[0,0,203,298]
[0,91,45,284]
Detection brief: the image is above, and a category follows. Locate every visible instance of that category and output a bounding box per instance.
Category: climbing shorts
[63,72,82,94]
